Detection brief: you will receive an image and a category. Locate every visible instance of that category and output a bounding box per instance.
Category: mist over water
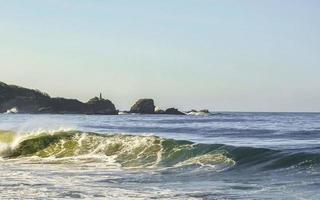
[1,113,320,199]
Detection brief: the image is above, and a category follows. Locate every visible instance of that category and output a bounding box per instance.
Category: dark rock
[86,97,118,115]
[0,81,118,115]
[47,98,87,114]
[0,82,52,113]
[164,108,185,115]
[199,109,210,113]
[154,106,165,114]
[130,99,155,114]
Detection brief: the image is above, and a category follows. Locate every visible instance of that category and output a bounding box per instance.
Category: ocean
[0,112,319,199]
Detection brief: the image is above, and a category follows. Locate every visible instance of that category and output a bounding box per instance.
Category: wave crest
[0,130,235,170]
[1,130,319,171]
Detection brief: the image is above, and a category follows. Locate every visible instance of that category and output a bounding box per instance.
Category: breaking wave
[0,130,319,171]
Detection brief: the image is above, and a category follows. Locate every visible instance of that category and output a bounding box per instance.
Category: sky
[0,0,319,112]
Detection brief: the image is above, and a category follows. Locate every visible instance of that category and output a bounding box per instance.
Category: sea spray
[0,115,76,135]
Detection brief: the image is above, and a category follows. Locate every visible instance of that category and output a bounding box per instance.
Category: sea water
[0,112,320,199]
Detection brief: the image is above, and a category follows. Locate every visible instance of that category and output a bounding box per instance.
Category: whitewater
[0,113,320,199]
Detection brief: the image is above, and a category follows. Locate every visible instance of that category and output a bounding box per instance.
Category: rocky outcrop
[1,81,198,116]
[0,81,118,115]
[163,108,185,115]
[86,97,118,115]
[130,99,185,115]
[130,99,155,114]
[199,109,210,113]
[0,82,52,113]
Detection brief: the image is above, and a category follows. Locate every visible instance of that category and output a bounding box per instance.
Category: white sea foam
[186,111,211,116]
[5,107,18,114]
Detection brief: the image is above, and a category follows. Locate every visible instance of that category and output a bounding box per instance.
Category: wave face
[1,130,319,171]
[0,130,235,170]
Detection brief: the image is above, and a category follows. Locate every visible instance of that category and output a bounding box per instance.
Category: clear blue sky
[0,0,319,111]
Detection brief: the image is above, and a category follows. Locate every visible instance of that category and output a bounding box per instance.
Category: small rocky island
[129,99,185,115]
[0,81,208,115]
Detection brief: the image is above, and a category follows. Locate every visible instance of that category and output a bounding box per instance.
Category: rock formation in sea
[130,99,186,115]
[154,106,165,114]
[130,99,155,114]
[0,81,118,115]
[163,108,186,115]
[199,109,210,113]
[86,97,118,115]
[1,81,192,115]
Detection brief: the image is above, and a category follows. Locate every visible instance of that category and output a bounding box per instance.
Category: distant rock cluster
[0,81,210,115]
[129,99,186,115]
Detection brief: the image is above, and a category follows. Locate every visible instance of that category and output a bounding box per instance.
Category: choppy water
[0,112,320,199]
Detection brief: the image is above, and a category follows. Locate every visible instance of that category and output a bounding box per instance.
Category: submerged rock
[130,99,155,114]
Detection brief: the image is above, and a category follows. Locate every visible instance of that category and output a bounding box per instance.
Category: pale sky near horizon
[0,0,319,112]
